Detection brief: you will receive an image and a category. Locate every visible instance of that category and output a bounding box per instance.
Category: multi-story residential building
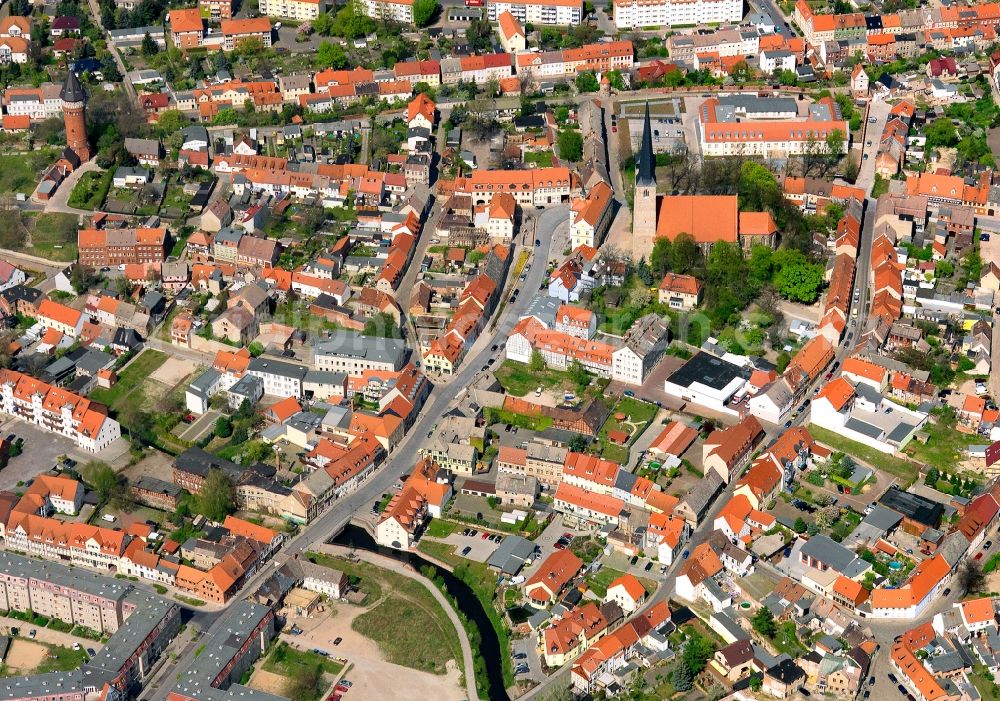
[703,416,765,483]
[198,0,233,18]
[360,0,414,23]
[488,0,582,24]
[394,59,441,86]
[0,369,120,451]
[168,601,276,701]
[554,305,597,339]
[0,550,130,633]
[313,330,407,376]
[611,313,670,386]
[221,18,272,51]
[569,181,613,249]
[37,299,84,338]
[78,227,168,267]
[168,8,203,48]
[458,166,574,206]
[247,357,309,397]
[259,0,322,19]
[3,83,63,120]
[613,0,742,29]
[441,53,513,85]
[515,41,634,80]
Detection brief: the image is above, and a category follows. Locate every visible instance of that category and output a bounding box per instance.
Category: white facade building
[613,0,742,30]
[487,0,582,25]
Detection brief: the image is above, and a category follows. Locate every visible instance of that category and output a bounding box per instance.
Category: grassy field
[28,213,79,261]
[306,552,462,675]
[68,169,113,210]
[585,567,626,598]
[493,360,607,400]
[903,416,983,469]
[0,150,58,195]
[523,151,554,167]
[32,641,90,674]
[593,396,659,463]
[808,424,919,486]
[89,350,168,410]
[425,519,459,538]
[263,641,344,677]
[771,620,808,657]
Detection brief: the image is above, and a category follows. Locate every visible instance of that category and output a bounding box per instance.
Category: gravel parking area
[175,409,221,443]
[435,531,500,563]
[0,417,88,489]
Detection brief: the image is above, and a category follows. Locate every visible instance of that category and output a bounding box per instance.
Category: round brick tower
[61,71,91,162]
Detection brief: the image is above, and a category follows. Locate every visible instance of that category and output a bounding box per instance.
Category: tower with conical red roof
[61,71,91,163]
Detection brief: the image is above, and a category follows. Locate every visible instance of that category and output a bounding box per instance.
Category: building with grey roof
[186,368,223,415]
[247,357,308,397]
[313,330,407,376]
[487,535,537,576]
[169,601,281,701]
[798,535,870,579]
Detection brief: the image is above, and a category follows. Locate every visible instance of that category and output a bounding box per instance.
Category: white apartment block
[3,84,62,120]
[613,0,742,29]
[247,358,307,398]
[259,0,322,19]
[487,0,582,25]
[0,370,121,452]
[361,0,414,24]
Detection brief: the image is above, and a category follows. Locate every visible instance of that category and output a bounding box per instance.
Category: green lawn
[771,620,807,657]
[493,359,608,400]
[89,350,168,410]
[28,213,79,262]
[425,519,459,538]
[305,552,462,675]
[808,424,919,486]
[263,641,344,677]
[903,416,983,469]
[585,567,626,598]
[593,397,659,464]
[970,665,1000,701]
[523,151,554,167]
[30,640,90,674]
[68,169,113,210]
[0,150,58,195]
[484,407,553,432]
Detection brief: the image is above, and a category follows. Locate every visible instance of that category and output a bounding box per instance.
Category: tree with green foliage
[925,467,940,485]
[557,129,583,162]
[141,32,158,57]
[575,71,599,93]
[605,70,627,90]
[670,233,701,275]
[672,662,693,691]
[530,350,545,372]
[568,360,590,392]
[84,462,121,505]
[650,237,672,278]
[749,673,763,692]
[682,633,714,675]
[793,516,807,533]
[195,469,235,522]
[214,416,233,438]
[774,259,824,303]
[248,341,265,357]
[316,41,349,69]
[412,0,439,26]
[752,606,777,637]
[362,312,402,339]
[925,118,959,148]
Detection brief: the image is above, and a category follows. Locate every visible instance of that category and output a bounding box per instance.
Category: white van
[101,514,116,523]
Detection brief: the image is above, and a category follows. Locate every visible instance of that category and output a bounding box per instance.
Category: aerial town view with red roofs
[7,0,1000,699]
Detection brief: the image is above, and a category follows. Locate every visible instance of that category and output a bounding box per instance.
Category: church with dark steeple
[632,102,657,239]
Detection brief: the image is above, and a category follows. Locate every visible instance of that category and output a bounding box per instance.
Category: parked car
[462,546,472,556]
[333,637,342,645]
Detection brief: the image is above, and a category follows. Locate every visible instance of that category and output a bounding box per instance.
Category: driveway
[36,159,102,213]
